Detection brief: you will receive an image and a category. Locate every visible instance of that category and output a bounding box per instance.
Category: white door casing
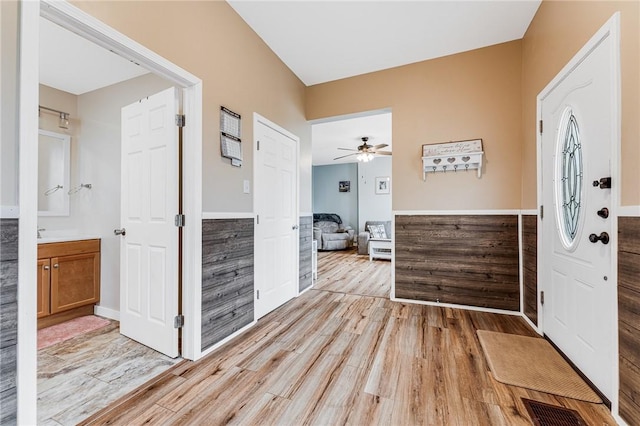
[254,114,299,319]
[538,15,620,400]
[120,87,180,358]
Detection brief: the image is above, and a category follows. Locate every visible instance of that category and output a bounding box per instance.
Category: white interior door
[254,116,299,319]
[540,25,617,399]
[120,87,179,358]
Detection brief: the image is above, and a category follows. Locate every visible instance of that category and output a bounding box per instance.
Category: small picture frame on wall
[339,181,351,192]
[376,176,390,194]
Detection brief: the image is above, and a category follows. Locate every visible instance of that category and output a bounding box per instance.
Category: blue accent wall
[312,163,358,231]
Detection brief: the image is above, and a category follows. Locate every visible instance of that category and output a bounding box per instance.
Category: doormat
[522,398,587,426]
[477,330,601,403]
[38,315,111,350]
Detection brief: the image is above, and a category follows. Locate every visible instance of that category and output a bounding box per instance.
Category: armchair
[358,220,392,255]
[313,213,354,251]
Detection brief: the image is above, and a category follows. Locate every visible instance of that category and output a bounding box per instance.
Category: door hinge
[540,291,545,306]
[256,289,260,300]
[175,214,186,227]
[539,120,543,134]
[176,114,186,127]
[257,140,260,151]
[540,205,544,219]
[174,314,184,328]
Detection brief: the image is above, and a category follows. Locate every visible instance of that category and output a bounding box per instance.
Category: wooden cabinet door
[37,259,51,318]
[50,252,100,314]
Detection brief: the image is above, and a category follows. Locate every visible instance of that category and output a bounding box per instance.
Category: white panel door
[254,117,298,319]
[541,27,617,398]
[120,87,179,358]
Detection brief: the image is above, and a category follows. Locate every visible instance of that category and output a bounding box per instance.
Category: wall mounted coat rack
[422,139,484,180]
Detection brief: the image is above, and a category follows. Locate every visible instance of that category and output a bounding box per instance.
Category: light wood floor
[81,250,615,425]
[315,248,391,298]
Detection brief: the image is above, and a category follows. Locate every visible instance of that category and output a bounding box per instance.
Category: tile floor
[37,320,180,425]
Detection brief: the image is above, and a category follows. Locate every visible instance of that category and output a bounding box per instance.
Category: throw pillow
[368,224,387,239]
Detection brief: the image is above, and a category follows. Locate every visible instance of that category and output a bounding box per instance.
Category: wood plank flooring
[314,248,390,298]
[81,250,615,425]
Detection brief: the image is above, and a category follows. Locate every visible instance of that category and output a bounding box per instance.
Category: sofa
[358,220,392,255]
[313,213,354,251]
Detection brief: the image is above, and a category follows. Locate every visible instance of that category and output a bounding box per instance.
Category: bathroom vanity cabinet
[37,239,101,329]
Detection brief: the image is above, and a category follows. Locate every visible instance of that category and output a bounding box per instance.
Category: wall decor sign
[375,176,390,194]
[421,138,484,180]
[339,181,351,192]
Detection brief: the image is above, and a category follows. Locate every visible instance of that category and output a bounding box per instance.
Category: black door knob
[597,208,609,219]
[592,177,612,189]
[589,232,609,244]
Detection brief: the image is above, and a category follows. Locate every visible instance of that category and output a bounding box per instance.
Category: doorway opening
[19,2,203,423]
[310,109,393,298]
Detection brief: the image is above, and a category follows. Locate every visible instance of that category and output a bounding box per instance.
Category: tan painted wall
[73,1,312,213]
[522,0,640,208]
[1,0,20,208]
[306,41,523,211]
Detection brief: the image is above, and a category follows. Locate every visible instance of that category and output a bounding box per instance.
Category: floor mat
[38,315,111,350]
[477,330,601,403]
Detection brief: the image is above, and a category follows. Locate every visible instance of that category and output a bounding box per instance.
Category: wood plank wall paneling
[522,215,538,325]
[0,219,18,424]
[299,216,313,292]
[618,216,640,424]
[395,215,520,311]
[201,218,254,351]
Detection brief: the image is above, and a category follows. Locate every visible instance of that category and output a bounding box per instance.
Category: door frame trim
[535,11,620,412]
[253,113,300,319]
[18,1,203,422]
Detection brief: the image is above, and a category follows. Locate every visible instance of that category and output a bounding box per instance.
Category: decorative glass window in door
[555,107,583,249]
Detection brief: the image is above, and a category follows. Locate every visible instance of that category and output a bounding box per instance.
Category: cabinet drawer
[38,239,100,259]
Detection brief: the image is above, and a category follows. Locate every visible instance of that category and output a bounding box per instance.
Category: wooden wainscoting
[395,214,520,311]
[0,218,18,424]
[299,216,313,292]
[618,216,640,424]
[522,215,538,325]
[201,218,254,351]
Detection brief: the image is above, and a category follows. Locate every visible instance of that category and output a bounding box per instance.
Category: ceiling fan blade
[375,151,392,155]
[337,147,358,151]
[372,143,388,149]
[333,153,357,160]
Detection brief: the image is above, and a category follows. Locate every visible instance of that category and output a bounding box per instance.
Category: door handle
[589,232,609,245]
[597,207,609,219]
[43,265,50,271]
[114,228,126,236]
[592,177,612,189]
[53,264,59,269]
[292,225,299,230]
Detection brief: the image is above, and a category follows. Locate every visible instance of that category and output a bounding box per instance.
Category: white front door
[540,20,618,399]
[254,115,299,319]
[119,87,180,358]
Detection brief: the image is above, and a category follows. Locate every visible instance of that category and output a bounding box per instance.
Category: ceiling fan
[333,137,392,162]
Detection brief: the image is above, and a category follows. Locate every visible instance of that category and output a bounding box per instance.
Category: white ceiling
[312,112,392,166]
[228,0,541,86]
[39,17,149,95]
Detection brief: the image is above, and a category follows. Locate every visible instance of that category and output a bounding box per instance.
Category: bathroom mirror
[38,129,70,216]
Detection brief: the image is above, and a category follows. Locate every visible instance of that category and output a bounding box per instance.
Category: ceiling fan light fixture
[357,152,374,162]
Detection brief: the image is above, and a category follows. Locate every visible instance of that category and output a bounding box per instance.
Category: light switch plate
[243,180,250,194]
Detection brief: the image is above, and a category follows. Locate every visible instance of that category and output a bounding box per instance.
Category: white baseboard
[521,312,542,335]
[391,296,521,316]
[1,205,19,218]
[202,212,254,220]
[619,205,640,217]
[94,305,120,321]
[199,320,257,358]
